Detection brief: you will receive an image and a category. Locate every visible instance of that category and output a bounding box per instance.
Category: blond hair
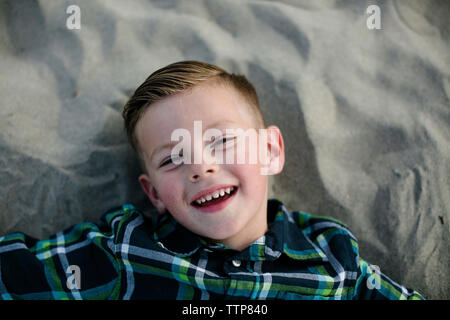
[122,60,265,161]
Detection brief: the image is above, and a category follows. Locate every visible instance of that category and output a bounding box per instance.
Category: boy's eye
[213,136,236,149]
[159,153,183,168]
[159,157,173,167]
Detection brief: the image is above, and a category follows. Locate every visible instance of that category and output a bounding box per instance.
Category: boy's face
[136,82,284,250]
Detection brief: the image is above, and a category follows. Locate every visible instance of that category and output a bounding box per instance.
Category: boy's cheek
[158,187,180,206]
[149,176,178,208]
[231,163,268,193]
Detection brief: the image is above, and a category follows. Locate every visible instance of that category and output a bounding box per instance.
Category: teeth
[194,187,235,205]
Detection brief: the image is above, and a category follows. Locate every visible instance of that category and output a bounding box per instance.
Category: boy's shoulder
[270,199,356,239]
[292,209,356,242]
[98,203,157,237]
[100,203,143,225]
[269,199,360,270]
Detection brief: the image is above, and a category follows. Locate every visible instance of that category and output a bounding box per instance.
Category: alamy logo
[168,121,279,175]
[366,5,381,30]
[366,264,381,290]
[66,5,81,30]
[66,265,81,290]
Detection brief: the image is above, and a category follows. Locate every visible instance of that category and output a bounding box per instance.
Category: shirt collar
[152,213,202,257]
[152,199,328,263]
[264,199,328,262]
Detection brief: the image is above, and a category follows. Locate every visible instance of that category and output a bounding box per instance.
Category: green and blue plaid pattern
[0,199,423,300]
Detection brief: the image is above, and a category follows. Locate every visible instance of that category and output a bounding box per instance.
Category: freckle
[72,91,78,98]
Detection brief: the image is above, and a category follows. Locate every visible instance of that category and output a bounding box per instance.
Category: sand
[0,0,448,299]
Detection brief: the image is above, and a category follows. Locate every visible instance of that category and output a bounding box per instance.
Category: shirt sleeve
[0,208,129,300]
[352,258,424,300]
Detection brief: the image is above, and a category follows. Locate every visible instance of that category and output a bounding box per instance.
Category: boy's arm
[0,209,126,300]
[352,258,424,300]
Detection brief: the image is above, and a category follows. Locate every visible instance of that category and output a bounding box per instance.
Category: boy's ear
[260,125,285,176]
[138,174,166,214]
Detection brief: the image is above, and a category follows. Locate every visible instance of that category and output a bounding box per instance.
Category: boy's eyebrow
[206,119,239,129]
[150,142,177,163]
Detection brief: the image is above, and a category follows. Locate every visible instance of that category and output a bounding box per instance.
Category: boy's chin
[197,225,241,243]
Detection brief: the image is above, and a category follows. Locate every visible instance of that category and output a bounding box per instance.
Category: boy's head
[122,61,285,250]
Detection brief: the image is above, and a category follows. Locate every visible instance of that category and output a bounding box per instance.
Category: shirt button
[232,259,241,267]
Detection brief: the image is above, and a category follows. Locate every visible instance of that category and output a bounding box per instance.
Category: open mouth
[191,186,238,208]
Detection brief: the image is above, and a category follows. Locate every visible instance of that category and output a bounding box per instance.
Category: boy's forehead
[136,83,256,144]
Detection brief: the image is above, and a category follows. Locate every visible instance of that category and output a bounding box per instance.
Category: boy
[0,61,423,300]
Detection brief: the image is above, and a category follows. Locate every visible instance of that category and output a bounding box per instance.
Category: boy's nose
[190,169,214,182]
[189,140,220,182]
[189,159,219,182]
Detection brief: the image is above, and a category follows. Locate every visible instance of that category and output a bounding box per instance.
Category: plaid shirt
[0,199,423,300]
